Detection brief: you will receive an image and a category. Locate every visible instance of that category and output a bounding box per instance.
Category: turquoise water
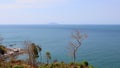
[0,25,120,68]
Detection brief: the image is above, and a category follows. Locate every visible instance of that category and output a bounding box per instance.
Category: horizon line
[0,23,120,25]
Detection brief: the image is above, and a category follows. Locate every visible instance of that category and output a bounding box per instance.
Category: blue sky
[0,0,120,24]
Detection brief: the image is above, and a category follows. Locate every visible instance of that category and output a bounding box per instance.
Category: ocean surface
[0,25,120,68]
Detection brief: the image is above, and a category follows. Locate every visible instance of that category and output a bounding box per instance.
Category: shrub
[89,65,94,68]
[14,65,24,68]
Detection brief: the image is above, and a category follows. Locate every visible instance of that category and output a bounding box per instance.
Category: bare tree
[69,30,87,62]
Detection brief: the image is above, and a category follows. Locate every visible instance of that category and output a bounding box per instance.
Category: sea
[0,25,120,68]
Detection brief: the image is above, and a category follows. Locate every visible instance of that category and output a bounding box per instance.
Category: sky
[0,0,120,25]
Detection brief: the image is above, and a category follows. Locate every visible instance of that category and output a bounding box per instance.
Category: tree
[24,41,42,67]
[0,45,7,67]
[0,45,6,55]
[45,51,51,64]
[36,45,42,63]
[68,30,87,62]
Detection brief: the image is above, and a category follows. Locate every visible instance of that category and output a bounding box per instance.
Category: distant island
[48,22,59,25]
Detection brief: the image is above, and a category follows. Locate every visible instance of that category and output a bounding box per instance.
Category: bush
[14,65,24,68]
[83,61,89,66]
[89,65,94,68]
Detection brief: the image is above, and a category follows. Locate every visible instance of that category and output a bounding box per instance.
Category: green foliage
[31,43,39,58]
[82,61,89,66]
[39,61,93,68]
[46,51,51,64]
[69,62,74,65]
[0,45,7,55]
[24,41,42,66]
[13,65,24,68]
[28,43,42,60]
[89,65,94,68]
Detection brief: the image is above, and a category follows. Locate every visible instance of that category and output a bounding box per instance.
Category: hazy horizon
[0,23,120,25]
[0,0,120,25]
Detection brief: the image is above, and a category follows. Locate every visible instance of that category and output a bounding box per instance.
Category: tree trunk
[73,51,76,62]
